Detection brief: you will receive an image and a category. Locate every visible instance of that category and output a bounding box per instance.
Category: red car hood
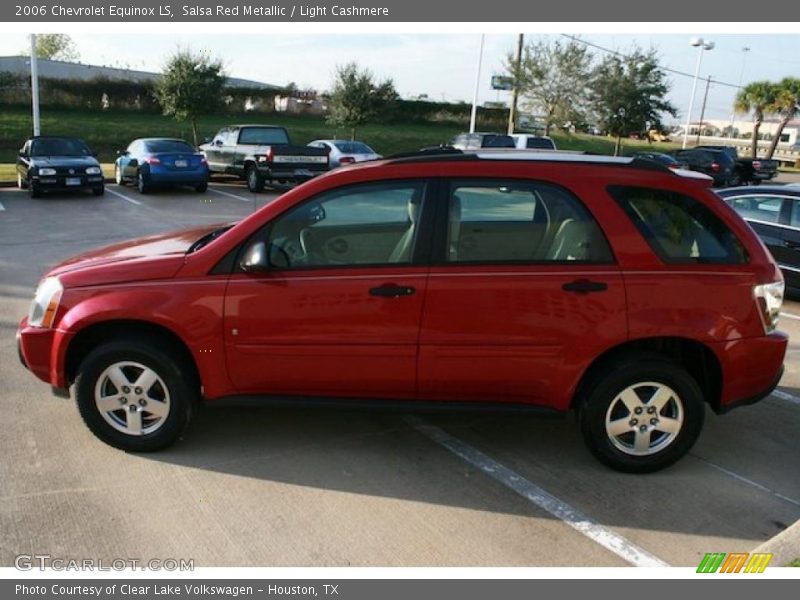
[48,223,230,285]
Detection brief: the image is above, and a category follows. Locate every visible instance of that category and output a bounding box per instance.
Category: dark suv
[17,151,786,473]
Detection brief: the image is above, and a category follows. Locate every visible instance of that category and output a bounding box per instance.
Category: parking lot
[1,179,798,568]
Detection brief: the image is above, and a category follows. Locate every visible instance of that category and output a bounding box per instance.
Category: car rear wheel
[115,165,125,185]
[578,358,704,473]
[74,337,196,452]
[195,182,208,193]
[137,170,151,194]
[246,165,264,193]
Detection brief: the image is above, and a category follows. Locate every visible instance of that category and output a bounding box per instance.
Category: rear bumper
[257,165,328,181]
[712,333,787,414]
[149,167,209,184]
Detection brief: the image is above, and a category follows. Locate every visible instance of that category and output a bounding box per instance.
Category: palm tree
[734,81,777,158]
[765,77,800,159]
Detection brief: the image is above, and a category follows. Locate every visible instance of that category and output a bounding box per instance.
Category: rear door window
[610,186,748,264]
[445,180,613,263]
[725,195,785,225]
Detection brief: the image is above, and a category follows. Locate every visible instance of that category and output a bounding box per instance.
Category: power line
[560,34,745,91]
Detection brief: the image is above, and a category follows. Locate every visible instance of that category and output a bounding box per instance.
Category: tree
[326,62,397,140]
[505,40,593,136]
[24,34,79,61]
[765,78,800,159]
[589,48,677,156]
[154,50,226,145]
[734,81,777,159]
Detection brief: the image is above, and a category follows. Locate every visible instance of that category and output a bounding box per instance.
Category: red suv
[17,152,787,472]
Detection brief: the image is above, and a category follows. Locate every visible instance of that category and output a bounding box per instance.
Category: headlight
[28,277,63,329]
[39,168,56,176]
[86,166,102,175]
[753,281,784,334]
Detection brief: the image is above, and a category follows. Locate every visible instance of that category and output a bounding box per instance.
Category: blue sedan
[115,138,209,194]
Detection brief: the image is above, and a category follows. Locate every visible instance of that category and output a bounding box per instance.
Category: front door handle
[369,284,416,298]
[562,279,608,294]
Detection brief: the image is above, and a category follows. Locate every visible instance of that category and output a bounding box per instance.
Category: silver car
[307,140,381,168]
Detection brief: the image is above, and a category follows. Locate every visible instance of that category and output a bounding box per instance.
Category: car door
[417,178,627,407]
[204,128,227,172]
[724,193,791,282]
[223,179,433,398]
[781,196,800,288]
[17,140,32,182]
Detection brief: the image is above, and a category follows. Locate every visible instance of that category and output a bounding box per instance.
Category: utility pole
[469,34,485,134]
[507,33,524,135]
[696,75,712,145]
[30,34,41,136]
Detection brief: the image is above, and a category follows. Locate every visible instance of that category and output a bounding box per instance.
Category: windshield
[145,140,195,153]
[30,138,92,157]
[333,141,373,154]
[238,127,290,145]
[481,135,515,148]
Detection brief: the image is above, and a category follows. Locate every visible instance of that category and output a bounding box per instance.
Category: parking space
[1,185,798,567]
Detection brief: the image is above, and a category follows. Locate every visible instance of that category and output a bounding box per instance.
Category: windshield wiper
[187,226,233,254]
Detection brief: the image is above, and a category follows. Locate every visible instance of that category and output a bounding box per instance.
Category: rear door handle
[562,279,608,294]
[369,284,416,298]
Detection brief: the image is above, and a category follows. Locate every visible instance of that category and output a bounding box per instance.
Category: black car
[673,148,736,187]
[718,185,800,289]
[17,136,104,198]
[631,151,687,170]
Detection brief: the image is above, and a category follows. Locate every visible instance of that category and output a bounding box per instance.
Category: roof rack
[384,147,673,174]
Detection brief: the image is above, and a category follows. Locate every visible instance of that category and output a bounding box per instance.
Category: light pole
[682,37,714,149]
[728,46,750,138]
[469,34,485,134]
[30,34,40,137]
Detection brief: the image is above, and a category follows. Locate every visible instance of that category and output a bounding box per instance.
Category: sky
[1,32,799,123]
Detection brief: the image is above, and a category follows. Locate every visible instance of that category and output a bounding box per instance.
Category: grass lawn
[787,558,800,567]
[0,105,678,181]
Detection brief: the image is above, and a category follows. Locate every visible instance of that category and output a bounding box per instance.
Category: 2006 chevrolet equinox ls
[17,150,787,472]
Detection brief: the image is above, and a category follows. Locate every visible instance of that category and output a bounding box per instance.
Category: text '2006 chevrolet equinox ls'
[17,150,787,472]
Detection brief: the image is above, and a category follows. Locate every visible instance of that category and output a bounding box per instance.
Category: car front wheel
[578,358,704,473]
[74,337,197,451]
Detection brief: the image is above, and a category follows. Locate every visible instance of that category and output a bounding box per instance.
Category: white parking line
[406,416,669,568]
[690,454,800,508]
[208,186,251,203]
[780,312,800,321]
[105,186,143,206]
[0,201,5,211]
[772,389,800,406]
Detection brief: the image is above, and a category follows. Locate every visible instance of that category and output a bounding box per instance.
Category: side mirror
[18,151,27,158]
[214,139,223,147]
[240,241,270,273]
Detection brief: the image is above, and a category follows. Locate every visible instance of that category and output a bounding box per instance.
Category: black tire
[17,172,28,190]
[137,170,151,194]
[92,185,105,196]
[115,164,126,186]
[29,183,41,198]
[246,164,264,193]
[74,336,197,452]
[577,358,705,473]
[195,182,208,193]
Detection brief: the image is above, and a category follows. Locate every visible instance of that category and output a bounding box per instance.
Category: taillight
[710,162,720,172]
[265,148,274,161]
[144,157,161,165]
[753,281,784,334]
[753,161,762,170]
[200,157,207,165]
[339,156,355,165]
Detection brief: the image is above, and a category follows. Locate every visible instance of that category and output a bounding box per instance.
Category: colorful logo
[697,552,773,573]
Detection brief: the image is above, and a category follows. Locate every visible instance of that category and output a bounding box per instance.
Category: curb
[752,517,800,567]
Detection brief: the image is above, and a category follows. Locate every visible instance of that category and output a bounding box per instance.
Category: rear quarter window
[609,186,748,264]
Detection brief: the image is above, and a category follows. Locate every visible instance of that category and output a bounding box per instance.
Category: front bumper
[32,174,104,191]
[17,317,72,393]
